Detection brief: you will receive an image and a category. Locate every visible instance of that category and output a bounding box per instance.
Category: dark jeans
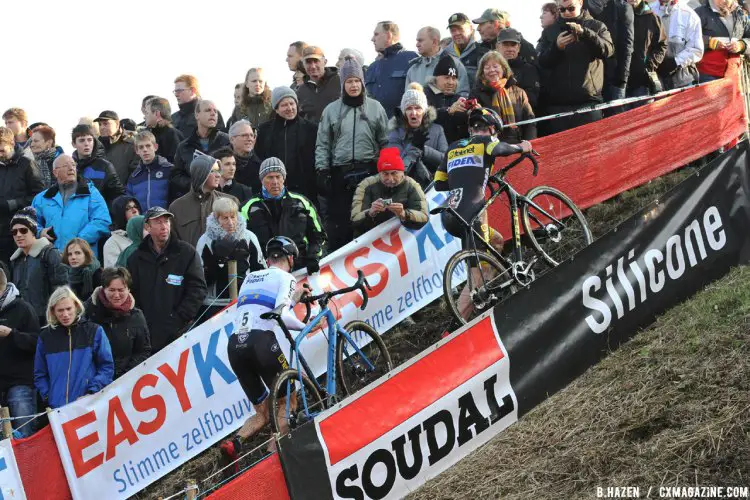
[699,73,721,84]
[1,385,38,438]
[323,162,376,252]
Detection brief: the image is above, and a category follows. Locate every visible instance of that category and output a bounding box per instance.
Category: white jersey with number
[234,267,306,337]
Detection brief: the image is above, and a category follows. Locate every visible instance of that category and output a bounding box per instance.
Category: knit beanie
[190,152,216,193]
[271,86,298,110]
[10,206,39,234]
[401,82,428,111]
[340,56,365,93]
[258,157,287,181]
[433,54,459,77]
[377,147,405,172]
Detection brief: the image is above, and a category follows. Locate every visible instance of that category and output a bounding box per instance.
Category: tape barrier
[277,143,750,499]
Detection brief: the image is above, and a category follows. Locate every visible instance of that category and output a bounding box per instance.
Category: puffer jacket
[315,97,389,171]
[171,99,227,139]
[34,319,114,409]
[405,54,471,97]
[538,11,615,105]
[195,213,265,307]
[73,139,125,205]
[350,174,429,236]
[471,77,537,143]
[441,39,490,90]
[296,67,342,123]
[366,43,419,118]
[695,1,750,78]
[171,128,230,200]
[425,82,469,144]
[229,91,273,129]
[32,179,112,257]
[83,289,151,379]
[386,107,448,188]
[10,238,68,320]
[0,144,43,263]
[649,0,704,88]
[127,155,172,211]
[101,131,139,187]
[169,187,238,249]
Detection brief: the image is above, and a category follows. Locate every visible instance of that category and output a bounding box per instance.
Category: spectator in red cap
[350,147,428,236]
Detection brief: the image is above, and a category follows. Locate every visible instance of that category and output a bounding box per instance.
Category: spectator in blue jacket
[366,21,419,117]
[34,286,114,409]
[127,130,172,211]
[32,154,111,257]
[71,125,124,206]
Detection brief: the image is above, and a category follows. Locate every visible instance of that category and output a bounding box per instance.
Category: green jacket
[350,175,429,236]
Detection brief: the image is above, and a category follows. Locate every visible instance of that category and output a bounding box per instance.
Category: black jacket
[0,145,43,260]
[171,128,231,200]
[628,3,667,90]
[171,99,226,139]
[0,291,39,391]
[149,124,184,164]
[425,85,469,144]
[480,35,538,65]
[255,114,319,202]
[471,78,537,143]
[83,290,151,379]
[538,12,615,105]
[509,56,542,110]
[218,181,253,205]
[73,141,125,205]
[126,236,207,352]
[296,67,341,124]
[233,151,263,195]
[586,0,635,88]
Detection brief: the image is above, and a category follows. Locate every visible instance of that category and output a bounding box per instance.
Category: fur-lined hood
[387,106,438,132]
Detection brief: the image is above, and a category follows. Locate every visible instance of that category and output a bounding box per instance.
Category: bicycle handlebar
[488,150,540,195]
[300,270,373,322]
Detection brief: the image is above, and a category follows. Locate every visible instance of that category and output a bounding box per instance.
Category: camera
[382,198,393,206]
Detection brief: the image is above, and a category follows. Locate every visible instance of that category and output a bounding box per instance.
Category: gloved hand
[306,259,320,274]
[646,71,663,94]
[232,239,251,261]
[316,169,332,197]
[411,128,429,151]
[659,56,678,76]
[212,238,237,263]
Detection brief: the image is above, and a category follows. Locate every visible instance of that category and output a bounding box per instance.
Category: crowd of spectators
[0,0,745,437]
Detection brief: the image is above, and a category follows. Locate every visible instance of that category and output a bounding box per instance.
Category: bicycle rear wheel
[443,249,515,326]
[521,186,593,268]
[270,369,324,436]
[336,321,393,397]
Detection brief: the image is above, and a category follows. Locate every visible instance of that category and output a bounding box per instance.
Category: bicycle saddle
[260,304,287,321]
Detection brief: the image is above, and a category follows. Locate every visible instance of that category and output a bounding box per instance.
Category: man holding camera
[537,0,614,135]
[351,147,429,237]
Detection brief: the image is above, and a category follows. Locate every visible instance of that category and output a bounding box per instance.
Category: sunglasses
[11,227,29,236]
[560,6,578,13]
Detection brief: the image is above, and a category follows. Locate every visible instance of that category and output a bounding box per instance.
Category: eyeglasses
[560,6,578,13]
[210,168,221,174]
[11,227,29,236]
[125,204,138,211]
[173,88,189,95]
[233,133,255,139]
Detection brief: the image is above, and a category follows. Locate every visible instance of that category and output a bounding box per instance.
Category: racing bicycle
[432,151,593,325]
[260,270,393,435]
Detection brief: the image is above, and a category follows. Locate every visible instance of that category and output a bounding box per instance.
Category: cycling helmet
[265,236,299,259]
[468,107,504,130]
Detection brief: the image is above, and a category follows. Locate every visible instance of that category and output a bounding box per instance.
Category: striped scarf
[34,148,56,189]
[488,79,516,127]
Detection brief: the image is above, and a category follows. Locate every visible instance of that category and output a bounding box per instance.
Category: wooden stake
[0,407,12,439]
[228,260,238,301]
[186,479,198,500]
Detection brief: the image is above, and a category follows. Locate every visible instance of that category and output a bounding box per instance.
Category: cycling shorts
[227,329,290,405]
[441,210,493,251]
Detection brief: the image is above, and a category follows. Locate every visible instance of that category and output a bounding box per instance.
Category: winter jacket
[471,78,537,143]
[441,39,490,90]
[171,128,231,200]
[0,285,40,391]
[83,289,151,379]
[32,179,112,257]
[315,97,389,171]
[127,155,172,211]
[297,67,342,123]
[405,54,470,97]
[126,235,207,351]
[649,0,704,88]
[365,43,419,117]
[101,131,139,187]
[240,190,326,272]
[233,151,263,195]
[628,2,668,90]
[10,238,68,320]
[169,188,238,249]
[195,213,265,307]
[149,124,184,164]
[102,195,141,268]
[0,145,43,263]
[386,108,448,188]
[72,141,125,206]
[695,1,750,78]
[425,82,469,144]
[218,181,253,205]
[479,35,539,65]
[171,99,226,139]
[509,56,542,109]
[34,319,114,409]
[350,175,429,236]
[538,12,615,105]
[586,0,635,89]
[228,93,273,129]
[256,113,319,202]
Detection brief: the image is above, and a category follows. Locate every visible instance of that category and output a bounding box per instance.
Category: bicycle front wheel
[336,321,393,397]
[270,369,324,436]
[521,186,593,268]
[443,250,515,326]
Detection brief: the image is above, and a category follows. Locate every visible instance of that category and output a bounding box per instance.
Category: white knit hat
[400,82,428,111]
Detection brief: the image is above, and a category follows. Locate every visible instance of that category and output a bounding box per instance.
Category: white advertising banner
[0,439,27,500]
[48,188,462,499]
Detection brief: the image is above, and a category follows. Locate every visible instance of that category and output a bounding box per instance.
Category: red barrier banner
[12,426,72,500]
[489,61,747,234]
[205,453,289,500]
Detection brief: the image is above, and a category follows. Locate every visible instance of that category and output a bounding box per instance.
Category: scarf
[59,181,78,205]
[488,79,517,127]
[95,286,133,316]
[34,149,56,188]
[342,92,365,108]
[262,187,287,200]
[67,258,100,299]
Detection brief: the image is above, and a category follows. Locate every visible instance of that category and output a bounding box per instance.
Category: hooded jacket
[72,140,125,205]
[365,43,420,118]
[538,11,615,105]
[115,215,144,268]
[628,1,668,90]
[297,67,342,123]
[171,128,231,200]
[229,91,273,129]
[471,77,537,143]
[101,130,139,186]
[126,235,207,352]
[171,99,227,139]
[255,113,319,202]
[149,123,184,164]
[586,0,636,88]
[350,174,429,236]
[127,155,172,211]
[441,38,490,90]
[11,238,68,319]
[103,195,142,268]
[424,82,469,144]
[649,0,704,88]
[0,144,43,260]
[32,178,112,257]
[695,1,750,78]
[0,284,40,391]
[386,107,449,188]
[195,212,265,307]
[83,288,151,379]
[34,318,114,409]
